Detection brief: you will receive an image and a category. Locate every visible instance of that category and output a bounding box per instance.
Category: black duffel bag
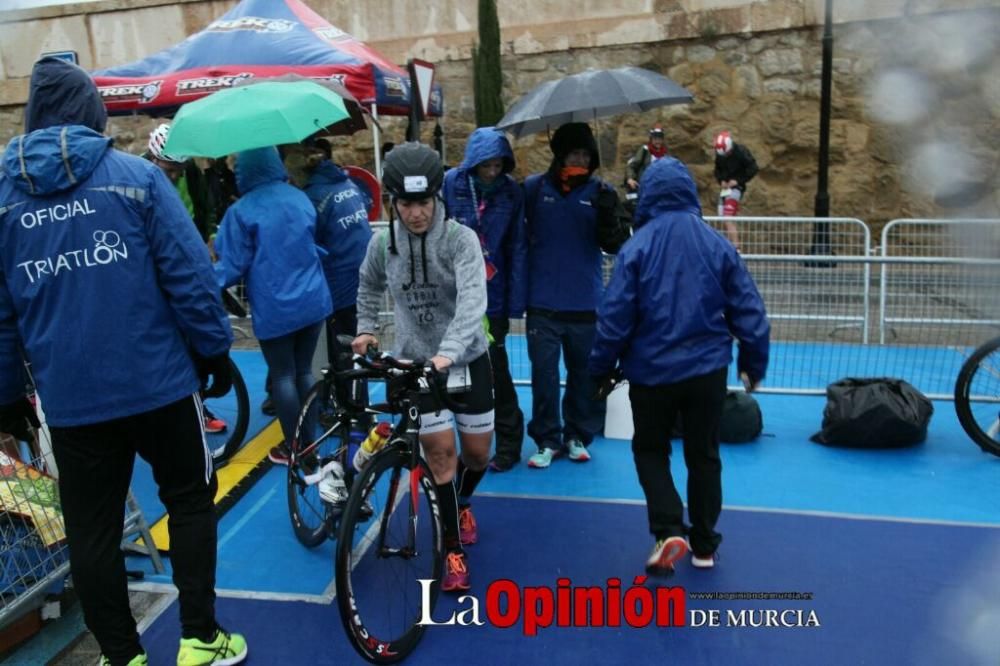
[811,378,933,448]
[671,390,763,443]
[720,390,763,443]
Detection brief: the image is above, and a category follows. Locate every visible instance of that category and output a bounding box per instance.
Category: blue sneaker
[566,438,591,462]
[527,447,559,469]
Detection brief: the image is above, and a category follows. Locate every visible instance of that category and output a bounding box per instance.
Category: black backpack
[810,378,933,448]
[719,391,764,443]
[671,390,763,443]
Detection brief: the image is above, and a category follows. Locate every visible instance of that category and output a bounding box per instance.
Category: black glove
[591,188,618,212]
[592,188,631,254]
[591,368,624,401]
[194,353,233,399]
[487,316,510,341]
[0,396,40,442]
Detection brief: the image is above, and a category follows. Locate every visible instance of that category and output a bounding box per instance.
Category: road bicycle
[954,335,1000,457]
[286,335,370,548]
[332,350,464,664]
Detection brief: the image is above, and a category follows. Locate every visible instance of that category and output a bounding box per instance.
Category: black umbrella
[497,66,693,139]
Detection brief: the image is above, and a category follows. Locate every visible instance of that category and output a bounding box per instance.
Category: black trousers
[50,395,218,664]
[326,304,370,413]
[325,304,359,362]
[629,367,727,556]
[488,316,525,463]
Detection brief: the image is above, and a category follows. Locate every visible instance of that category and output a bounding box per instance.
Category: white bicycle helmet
[714,131,734,157]
[147,123,185,163]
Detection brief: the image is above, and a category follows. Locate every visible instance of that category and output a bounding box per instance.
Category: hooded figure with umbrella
[212,147,333,467]
[523,122,631,470]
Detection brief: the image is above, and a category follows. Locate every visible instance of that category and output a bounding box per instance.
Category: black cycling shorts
[418,352,494,415]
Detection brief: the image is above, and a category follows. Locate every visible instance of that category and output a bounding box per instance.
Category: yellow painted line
[143,420,284,552]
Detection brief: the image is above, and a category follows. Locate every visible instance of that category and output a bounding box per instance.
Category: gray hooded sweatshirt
[356,202,488,366]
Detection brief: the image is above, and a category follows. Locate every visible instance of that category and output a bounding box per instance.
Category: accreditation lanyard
[468,175,497,281]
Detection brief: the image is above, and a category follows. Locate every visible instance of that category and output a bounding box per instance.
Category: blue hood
[1,126,112,196]
[24,57,107,134]
[633,157,702,228]
[308,159,349,186]
[458,127,515,174]
[235,146,287,194]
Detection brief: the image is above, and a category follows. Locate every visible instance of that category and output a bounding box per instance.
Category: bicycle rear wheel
[955,336,1000,457]
[203,358,250,466]
[335,447,443,664]
[287,380,347,547]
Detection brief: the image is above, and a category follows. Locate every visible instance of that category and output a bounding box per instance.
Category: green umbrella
[164,79,349,159]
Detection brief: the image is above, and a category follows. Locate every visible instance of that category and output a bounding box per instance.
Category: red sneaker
[204,416,227,434]
[459,506,477,545]
[268,444,290,466]
[441,552,470,592]
[645,536,688,577]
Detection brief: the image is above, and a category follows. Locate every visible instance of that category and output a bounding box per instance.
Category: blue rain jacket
[214,147,332,340]
[442,128,527,318]
[524,172,610,312]
[588,157,770,385]
[305,161,371,311]
[0,127,232,425]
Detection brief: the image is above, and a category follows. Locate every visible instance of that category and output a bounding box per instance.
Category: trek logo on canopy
[176,73,254,96]
[384,76,407,99]
[314,26,348,42]
[206,17,295,33]
[98,80,162,105]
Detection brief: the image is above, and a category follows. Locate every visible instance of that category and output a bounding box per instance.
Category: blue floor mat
[139,495,1000,666]
[124,379,1000,597]
[21,345,1000,666]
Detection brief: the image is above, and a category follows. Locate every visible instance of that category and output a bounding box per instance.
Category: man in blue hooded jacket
[0,58,246,665]
[523,122,630,469]
[588,157,769,577]
[442,127,527,472]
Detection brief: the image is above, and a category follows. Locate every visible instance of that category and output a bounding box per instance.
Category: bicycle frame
[373,403,424,560]
[337,351,460,559]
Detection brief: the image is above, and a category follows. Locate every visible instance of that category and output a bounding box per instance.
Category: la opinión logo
[418,577,686,635]
[417,578,823,633]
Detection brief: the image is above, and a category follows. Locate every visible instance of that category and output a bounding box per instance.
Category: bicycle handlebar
[334,347,469,414]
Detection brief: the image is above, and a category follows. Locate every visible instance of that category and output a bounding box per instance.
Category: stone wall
[404,7,1000,228]
[1,1,998,227]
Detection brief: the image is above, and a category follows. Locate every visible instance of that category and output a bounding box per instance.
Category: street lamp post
[810,0,834,261]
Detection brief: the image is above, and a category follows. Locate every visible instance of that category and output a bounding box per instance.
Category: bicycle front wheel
[204,358,250,466]
[335,447,443,664]
[288,380,347,547]
[955,337,1000,457]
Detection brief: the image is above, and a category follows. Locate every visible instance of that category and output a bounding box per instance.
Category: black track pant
[629,368,727,556]
[51,395,218,664]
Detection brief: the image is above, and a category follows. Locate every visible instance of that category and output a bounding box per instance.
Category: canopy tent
[91,0,442,118]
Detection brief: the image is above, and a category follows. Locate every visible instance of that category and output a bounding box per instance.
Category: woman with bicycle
[352,142,493,593]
